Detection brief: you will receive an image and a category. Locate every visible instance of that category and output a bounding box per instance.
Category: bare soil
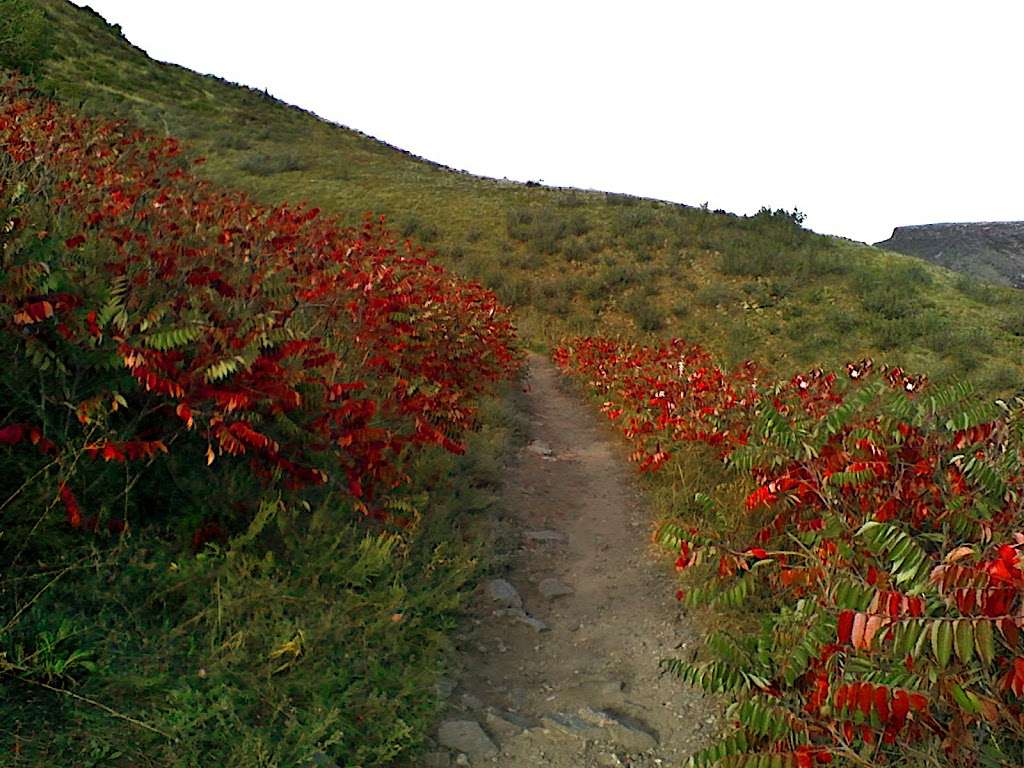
[427,354,715,767]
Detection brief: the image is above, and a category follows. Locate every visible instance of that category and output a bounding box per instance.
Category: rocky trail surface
[425,355,714,767]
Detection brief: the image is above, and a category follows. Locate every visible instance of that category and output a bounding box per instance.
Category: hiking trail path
[426,354,715,768]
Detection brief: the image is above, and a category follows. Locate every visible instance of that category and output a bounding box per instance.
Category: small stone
[524,530,567,544]
[596,754,622,767]
[454,754,471,767]
[437,720,498,758]
[538,577,574,600]
[460,692,484,711]
[485,578,522,609]
[526,439,555,459]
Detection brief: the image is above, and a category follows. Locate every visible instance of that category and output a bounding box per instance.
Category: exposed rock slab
[436,720,498,758]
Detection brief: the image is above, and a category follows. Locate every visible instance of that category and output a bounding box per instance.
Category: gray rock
[523,530,567,544]
[422,752,451,768]
[538,577,574,600]
[526,439,555,459]
[484,708,536,739]
[437,720,498,758]
[541,712,605,741]
[460,692,483,711]
[596,754,623,767]
[495,607,550,632]
[577,707,659,751]
[485,578,522,609]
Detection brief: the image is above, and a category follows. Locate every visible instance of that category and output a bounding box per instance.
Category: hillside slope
[32,0,1024,394]
[876,221,1024,288]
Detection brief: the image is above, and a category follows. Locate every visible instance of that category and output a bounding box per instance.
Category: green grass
[0,390,524,767]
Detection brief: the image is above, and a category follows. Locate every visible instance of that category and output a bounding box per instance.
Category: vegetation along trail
[428,354,712,767]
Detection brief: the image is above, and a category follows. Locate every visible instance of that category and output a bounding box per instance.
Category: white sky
[74,1,1024,243]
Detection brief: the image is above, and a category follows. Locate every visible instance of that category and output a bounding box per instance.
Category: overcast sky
[75,1,1023,244]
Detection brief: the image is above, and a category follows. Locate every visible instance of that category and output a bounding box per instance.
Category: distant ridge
[875,221,1024,287]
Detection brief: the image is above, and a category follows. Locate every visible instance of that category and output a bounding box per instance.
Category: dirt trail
[427,355,714,767]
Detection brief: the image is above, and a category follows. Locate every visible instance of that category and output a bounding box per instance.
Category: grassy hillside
[30,0,1024,396]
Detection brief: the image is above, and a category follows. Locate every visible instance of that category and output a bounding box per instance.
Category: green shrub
[506,206,567,254]
[696,283,737,308]
[238,151,309,176]
[0,0,53,74]
[623,291,663,332]
[562,239,586,261]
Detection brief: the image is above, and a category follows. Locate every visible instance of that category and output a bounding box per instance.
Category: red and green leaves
[0,80,521,538]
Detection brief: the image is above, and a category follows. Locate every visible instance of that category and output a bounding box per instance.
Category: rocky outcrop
[875,221,1024,287]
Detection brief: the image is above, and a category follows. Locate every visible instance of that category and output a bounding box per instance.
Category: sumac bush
[556,337,1024,767]
[0,75,520,551]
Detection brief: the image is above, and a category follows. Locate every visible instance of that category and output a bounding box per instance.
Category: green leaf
[975,620,995,666]
[932,621,953,668]
[953,620,974,665]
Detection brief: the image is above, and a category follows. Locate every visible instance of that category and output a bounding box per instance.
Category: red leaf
[857,682,873,717]
[908,693,928,713]
[0,423,25,445]
[837,610,854,644]
[59,483,81,528]
[873,685,890,723]
[892,690,910,723]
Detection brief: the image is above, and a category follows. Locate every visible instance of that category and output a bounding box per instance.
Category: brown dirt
[428,354,715,767]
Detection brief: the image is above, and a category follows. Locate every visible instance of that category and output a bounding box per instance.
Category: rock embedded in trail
[578,707,659,752]
[436,720,498,758]
[496,607,550,632]
[540,708,659,752]
[538,577,574,600]
[526,439,556,460]
[485,578,522,609]
[541,712,606,741]
[484,708,536,739]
